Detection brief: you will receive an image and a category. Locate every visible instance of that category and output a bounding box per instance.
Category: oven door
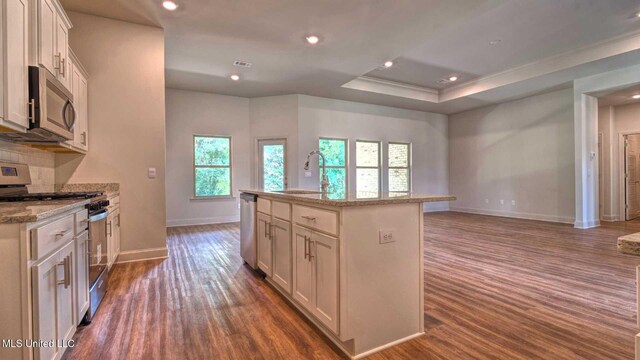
[33,66,75,140]
[88,209,108,287]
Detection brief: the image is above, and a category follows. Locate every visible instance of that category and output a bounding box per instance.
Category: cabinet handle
[308,239,315,261]
[301,215,317,221]
[117,213,120,227]
[60,56,66,76]
[66,255,72,288]
[54,53,61,70]
[57,256,70,288]
[55,229,71,239]
[82,131,87,145]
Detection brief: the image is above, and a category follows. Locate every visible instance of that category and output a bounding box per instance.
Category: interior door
[272,218,292,294]
[626,134,640,220]
[258,139,287,191]
[257,212,272,276]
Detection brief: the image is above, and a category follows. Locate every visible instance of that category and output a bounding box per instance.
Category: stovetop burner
[0,192,103,202]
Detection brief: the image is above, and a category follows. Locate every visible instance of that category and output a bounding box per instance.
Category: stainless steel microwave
[0,66,75,143]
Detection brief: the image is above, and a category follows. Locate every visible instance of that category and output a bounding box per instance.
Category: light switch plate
[148,167,157,179]
[304,171,312,178]
[379,229,396,244]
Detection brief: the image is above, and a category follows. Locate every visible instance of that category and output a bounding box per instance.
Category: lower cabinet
[32,240,76,360]
[257,212,272,276]
[292,225,339,334]
[75,230,89,323]
[106,209,121,269]
[271,218,291,294]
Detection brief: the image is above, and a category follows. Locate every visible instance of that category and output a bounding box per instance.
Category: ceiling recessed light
[632,94,640,99]
[230,74,240,81]
[162,1,178,10]
[489,39,502,45]
[383,60,394,68]
[636,11,640,18]
[448,76,458,82]
[306,35,320,45]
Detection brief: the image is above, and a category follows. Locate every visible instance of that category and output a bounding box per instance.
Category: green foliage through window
[194,136,231,197]
[319,138,347,198]
[262,144,285,191]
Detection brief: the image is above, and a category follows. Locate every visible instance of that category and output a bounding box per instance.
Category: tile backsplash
[0,140,55,193]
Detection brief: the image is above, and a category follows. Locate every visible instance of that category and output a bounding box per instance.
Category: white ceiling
[597,84,640,107]
[60,0,640,114]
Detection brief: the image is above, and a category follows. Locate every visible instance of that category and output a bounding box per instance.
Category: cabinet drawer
[257,198,271,214]
[74,209,89,235]
[293,205,338,236]
[272,201,290,220]
[31,213,75,260]
[107,195,120,212]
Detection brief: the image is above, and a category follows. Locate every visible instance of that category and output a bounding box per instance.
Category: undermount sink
[271,189,324,195]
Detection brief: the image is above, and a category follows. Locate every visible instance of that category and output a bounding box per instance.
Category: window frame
[192,134,233,199]
[387,141,412,193]
[355,139,382,194]
[318,137,349,195]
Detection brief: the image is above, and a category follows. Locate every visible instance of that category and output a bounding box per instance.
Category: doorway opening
[257,139,287,191]
[624,134,640,220]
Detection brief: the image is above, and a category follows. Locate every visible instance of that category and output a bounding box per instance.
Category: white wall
[449,88,576,223]
[165,89,251,226]
[55,13,167,259]
[599,102,640,221]
[249,95,299,189]
[297,95,450,212]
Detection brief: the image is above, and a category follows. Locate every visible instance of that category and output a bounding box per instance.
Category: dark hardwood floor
[63,213,640,360]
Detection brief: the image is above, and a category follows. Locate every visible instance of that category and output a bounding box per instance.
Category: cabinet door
[114,209,121,256]
[57,240,76,344]
[38,0,56,73]
[272,218,291,294]
[4,0,29,128]
[292,225,313,312]
[106,212,114,269]
[311,231,339,334]
[55,16,70,90]
[256,212,272,276]
[75,230,90,322]
[33,240,75,360]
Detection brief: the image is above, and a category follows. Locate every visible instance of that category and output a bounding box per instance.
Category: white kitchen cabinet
[309,231,338,333]
[32,239,76,360]
[37,0,71,91]
[0,0,29,131]
[114,208,121,257]
[293,225,313,312]
[67,51,88,152]
[257,212,272,276]
[106,212,115,269]
[271,217,292,294]
[74,230,89,323]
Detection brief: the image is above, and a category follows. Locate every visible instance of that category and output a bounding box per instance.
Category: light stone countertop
[240,189,456,207]
[0,199,90,224]
[55,183,120,193]
[617,232,640,256]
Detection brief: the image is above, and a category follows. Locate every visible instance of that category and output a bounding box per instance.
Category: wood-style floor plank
[63,213,640,360]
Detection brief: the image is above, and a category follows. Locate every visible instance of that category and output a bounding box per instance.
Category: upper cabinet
[0,0,30,131]
[67,51,88,152]
[37,0,71,92]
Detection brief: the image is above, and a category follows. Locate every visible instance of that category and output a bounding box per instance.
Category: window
[193,135,232,197]
[388,142,411,192]
[319,138,347,198]
[356,140,380,194]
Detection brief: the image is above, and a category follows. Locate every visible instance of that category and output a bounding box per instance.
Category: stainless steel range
[0,162,110,323]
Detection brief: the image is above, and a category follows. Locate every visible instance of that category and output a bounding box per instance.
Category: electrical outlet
[500,199,505,205]
[148,167,157,179]
[511,200,516,206]
[379,229,396,244]
[304,171,312,178]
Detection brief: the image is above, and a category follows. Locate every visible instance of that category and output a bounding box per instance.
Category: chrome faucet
[304,150,330,193]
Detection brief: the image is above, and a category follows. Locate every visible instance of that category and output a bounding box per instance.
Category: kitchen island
[240,189,455,359]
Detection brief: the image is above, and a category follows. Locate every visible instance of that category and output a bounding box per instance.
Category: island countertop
[239,189,456,207]
[0,199,90,224]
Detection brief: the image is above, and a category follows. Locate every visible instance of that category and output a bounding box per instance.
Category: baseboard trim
[449,206,575,224]
[166,216,239,227]
[574,219,601,229]
[115,247,168,264]
[601,214,620,222]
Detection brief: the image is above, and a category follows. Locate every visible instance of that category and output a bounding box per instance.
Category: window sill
[190,196,236,201]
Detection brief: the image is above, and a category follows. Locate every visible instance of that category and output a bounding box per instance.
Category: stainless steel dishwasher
[240,193,257,269]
